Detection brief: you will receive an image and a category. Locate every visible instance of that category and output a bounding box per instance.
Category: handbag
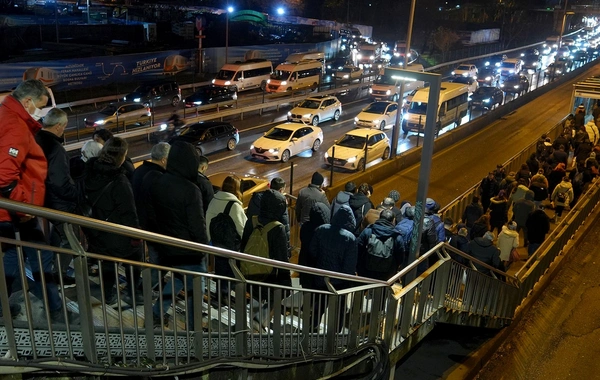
[509,247,521,263]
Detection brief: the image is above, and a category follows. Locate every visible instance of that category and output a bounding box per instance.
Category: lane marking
[211,152,244,164]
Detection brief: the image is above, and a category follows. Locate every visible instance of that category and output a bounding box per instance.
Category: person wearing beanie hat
[467,230,502,276]
[388,189,403,222]
[296,172,330,225]
[388,190,401,203]
[497,221,519,266]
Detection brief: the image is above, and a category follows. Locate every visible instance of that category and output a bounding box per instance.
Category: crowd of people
[0,78,595,330]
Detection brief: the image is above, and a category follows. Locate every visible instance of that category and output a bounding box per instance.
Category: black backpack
[365,233,396,272]
[210,201,241,251]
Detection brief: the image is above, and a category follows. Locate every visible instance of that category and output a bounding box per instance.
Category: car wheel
[357,158,366,171]
[171,97,180,107]
[260,81,266,91]
[227,138,237,151]
[382,147,390,160]
[139,118,149,126]
[195,147,203,156]
[333,109,341,121]
[379,120,386,130]
[311,116,319,126]
[281,149,291,163]
[312,139,321,152]
[287,87,293,92]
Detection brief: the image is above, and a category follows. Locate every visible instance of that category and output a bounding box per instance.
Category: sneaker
[122,292,144,306]
[50,309,76,324]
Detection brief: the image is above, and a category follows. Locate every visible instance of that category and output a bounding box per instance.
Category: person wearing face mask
[0,79,74,323]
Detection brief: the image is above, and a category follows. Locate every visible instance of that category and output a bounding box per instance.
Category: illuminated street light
[277,7,285,15]
[226,6,234,63]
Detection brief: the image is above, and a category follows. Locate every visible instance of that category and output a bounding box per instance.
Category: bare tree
[432,26,460,61]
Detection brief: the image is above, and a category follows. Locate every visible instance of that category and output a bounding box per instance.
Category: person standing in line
[512,192,535,247]
[551,176,574,224]
[0,79,70,323]
[330,181,356,218]
[296,172,329,225]
[298,202,330,289]
[525,208,550,257]
[479,171,499,211]
[461,196,483,231]
[92,129,135,179]
[497,221,519,269]
[488,190,508,236]
[196,155,214,214]
[348,183,374,236]
[36,108,80,285]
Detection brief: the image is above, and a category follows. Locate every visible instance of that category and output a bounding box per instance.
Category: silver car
[84,103,151,129]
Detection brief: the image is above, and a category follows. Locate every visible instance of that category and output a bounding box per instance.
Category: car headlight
[509,69,514,73]
[287,111,292,116]
[557,69,562,73]
[347,156,357,163]
[369,55,375,60]
[386,89,391,95]
[483,98,490,103]
[354,117,359,122]
[194,101,202,105]
[462,72,468,77]
[343,74,349,79]
[268,148,279,153]
[250,145,254,150]
[485,76,491,81]
[303,113,312,118]
[95,120,106,125]
[327,65,332,69]
[357,54,363,60]
[500,83,505,87]
[211,79,216,84]
[451,71,456,75]
[369,88,373,94]
[514,85,519,89]
[485,61,490,66]
[533,62,538,66]
[324,152,329,158]
[267,79,271,84]
[281,81,287,86]
[159,123,167,131]
[133,98,141,102]
[373,119,380,125]
[224,81,231,85]
[123,96,127,101]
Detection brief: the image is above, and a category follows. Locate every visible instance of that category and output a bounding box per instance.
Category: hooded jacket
[497,225,519,261]
[357,218,406,280]
[84,157,139,258]
[585,120,599,145]
[296,184,329,224]
[196,172,214,214]
[0,95,47,222]
[309,204,357,290]
[150,141,208,266]
[131,160,165,230]
[467,237,502,275]
[462,201,483,228]
[510,184,533,204]
[526,209,550,244]
[512,197,535,227]
[551,180,574,207]
[488,197,508,226]
[35,129,78,213]
[241,189,291,286]
[348,192,374,236]
[299,202,330,288]
[330,190,353,218]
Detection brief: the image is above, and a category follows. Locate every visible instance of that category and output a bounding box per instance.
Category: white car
[452,63,478,78]
[324,129,390,171]
[334,65,363,81]
[250,122,323,163]
[287,95,342,126]
[354,101,399,130]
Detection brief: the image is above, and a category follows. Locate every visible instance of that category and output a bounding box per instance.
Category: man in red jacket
[0,79,70,324]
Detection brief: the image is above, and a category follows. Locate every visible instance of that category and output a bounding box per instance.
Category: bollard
[289,162,294,196]
[330,146,335,187]
[363,135,369,172]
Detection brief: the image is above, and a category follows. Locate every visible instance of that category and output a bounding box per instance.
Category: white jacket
[584,120,599,146]
[206,191,247,242]
[497,225,519,261]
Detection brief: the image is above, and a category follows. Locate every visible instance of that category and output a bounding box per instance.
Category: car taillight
[147,107,151,113]
[235,128,239,134]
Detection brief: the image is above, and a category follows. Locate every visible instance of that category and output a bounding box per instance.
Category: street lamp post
[225,6,234,64]
[559,6,575,49]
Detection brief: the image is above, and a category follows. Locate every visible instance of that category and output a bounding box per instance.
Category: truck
[369,64,425,101]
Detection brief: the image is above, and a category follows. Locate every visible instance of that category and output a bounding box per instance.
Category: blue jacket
[395,218,414,259]
[357,219,406,280]
[309,204,357,290]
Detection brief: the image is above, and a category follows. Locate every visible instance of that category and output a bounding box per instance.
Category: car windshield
[298,99,321,109]
[456,65,471,70]
[409,101,427,115]
[133,85,152,93]
[271,70,291,81]
[363,102,388,114]
[505,75,520,82]
[99,105,118,115]
[452,77,470,84]
[500,62,515,69]
[337,134,366,149]
[265,127,293,141]
[215,70,236,80]
[475,87,496,95]
[340,67,353,73]
[179,125,205,136]
[195,88,217,97]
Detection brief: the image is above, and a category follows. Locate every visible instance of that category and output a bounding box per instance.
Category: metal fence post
[330,146,335,187]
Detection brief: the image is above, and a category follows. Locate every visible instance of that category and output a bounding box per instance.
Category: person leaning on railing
[0,79,71,323]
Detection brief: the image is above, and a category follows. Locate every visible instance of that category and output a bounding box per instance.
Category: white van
[402,82,469,136]
[212,59,273,92]
[0,86,56,119]
[497,58,522,77]
[266,60,322,93]
[286,52,325,64]
[369,64,425,101]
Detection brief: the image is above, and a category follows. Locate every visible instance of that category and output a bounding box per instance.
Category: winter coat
[395,218,414,253]
[206,190,247,242]
[348,193,374,235]
[488,197,508,227]
[548,166,567,195]
[462,202,484,228]
[467,238,502,276]
[35,129,78,214]
[470,221,489,240]
[84,158,139,259]
[309,204,357,290]
[150,141,208,266]
[479,177,500,201]
[499,174,516,193]
[512,198,535,227]
[526,155,540,176]
[575,141,593,166]
[551,150,569,166]
[299,202,330,289]
[196,172,214,214]
[510,184,533,204]
[0,95,47,222]
[584,120,599,145]
[553,135,569,151]
[296,184,329,224]
[529,183,549,203]
[497,226,519,261]
[330,190,353,218]
[247,190,291,256]
[515,169,531,185]
[530,174,549,189]
[525,209,550,244]
[131,160,165,230]
[241,189,291,286]
[357,218,406,280]
[362,207,382,230]
[551,181,574,207]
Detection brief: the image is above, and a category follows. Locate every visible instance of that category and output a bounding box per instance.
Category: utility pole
[196,17,205,73]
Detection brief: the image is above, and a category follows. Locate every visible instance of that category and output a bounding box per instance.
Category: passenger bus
[266,60,322,93]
